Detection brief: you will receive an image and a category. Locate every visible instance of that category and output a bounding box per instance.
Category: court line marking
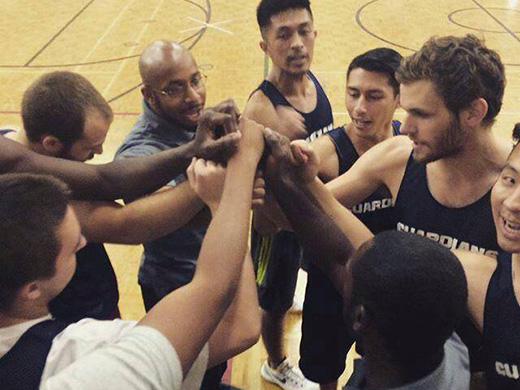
[25,0,96,66]
[102,0,168,97]
[75,0,138,73]
[471,0,520,43]
[107,0,211,103]
[180,17,233,35]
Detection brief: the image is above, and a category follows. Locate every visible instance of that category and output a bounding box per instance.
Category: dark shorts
[299,264,354,384]
[251,229,302,314]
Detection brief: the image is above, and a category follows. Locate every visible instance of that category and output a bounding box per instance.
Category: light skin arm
[453,250,497,332]
[138,117,264,376]
[71,181,205,244]
[244,91,307,235]
[325,135,412,207]
[312,134,340,182]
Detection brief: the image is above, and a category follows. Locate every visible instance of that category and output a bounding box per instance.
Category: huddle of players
[0,0,519,389]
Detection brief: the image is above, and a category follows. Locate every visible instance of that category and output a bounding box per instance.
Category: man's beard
[416,116,465,164]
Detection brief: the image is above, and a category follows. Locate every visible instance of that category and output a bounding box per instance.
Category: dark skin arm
[263,129,358,293]
[1,100,241,201]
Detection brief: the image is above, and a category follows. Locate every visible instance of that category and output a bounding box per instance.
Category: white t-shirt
[0,316,208,390]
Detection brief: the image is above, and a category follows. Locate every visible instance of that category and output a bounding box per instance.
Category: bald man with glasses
[115,40,237,390]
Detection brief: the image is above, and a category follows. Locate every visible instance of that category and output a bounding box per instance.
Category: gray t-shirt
[344,333,470,390]
[114,101,207,298]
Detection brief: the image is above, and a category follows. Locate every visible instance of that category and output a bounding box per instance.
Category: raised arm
[71,181,205,244]
[263,130,373,293]
[138,116,264,376]
[325,135,412,207]
[0,101,241,201]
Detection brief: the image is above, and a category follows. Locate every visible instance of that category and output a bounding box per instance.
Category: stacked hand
[187,158,265,214]
[193,99,242,162]
[262,128,320,185]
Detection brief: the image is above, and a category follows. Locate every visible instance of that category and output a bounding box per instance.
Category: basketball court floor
[1,0,520,388]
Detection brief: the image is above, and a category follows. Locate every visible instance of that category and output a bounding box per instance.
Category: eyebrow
[503,164,519,174]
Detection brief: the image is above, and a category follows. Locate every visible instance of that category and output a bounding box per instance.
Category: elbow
[232,308,262,355]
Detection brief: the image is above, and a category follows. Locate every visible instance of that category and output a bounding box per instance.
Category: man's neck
[363,344,444,389]
[431,125,508,181]
[0,304,50,328]
[267,67,310,97]
[346,121,395,156]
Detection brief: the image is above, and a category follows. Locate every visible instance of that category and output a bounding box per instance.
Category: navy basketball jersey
[484,252,520,388]
[394,154,499,256]
[256,71,333,141]
[0,320,68,390]
[49,243,119,322]
[395,153,499,371]
[327,121,401,234]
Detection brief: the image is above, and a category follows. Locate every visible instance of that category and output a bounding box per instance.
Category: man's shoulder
[244,89,275,119]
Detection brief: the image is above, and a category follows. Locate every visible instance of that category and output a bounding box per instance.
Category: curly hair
[396,35,505,127]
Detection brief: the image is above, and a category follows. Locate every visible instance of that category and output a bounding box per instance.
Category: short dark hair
[0,174,71,312]
[257,0,313,32]
[350,231,467,364]
[396,35,505,127]
[22,71,113,146]
[347,48,403,96]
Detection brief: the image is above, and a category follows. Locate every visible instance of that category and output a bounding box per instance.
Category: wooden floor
[1,0,520,388]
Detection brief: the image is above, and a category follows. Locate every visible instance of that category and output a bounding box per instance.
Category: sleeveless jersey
[256,71,334,141]
[328,120,401,234]
[394,153,499,371]
[484,252,520,388]
[251,71,333,283]
[394,154,499,257]
[49,243,119,322]
[0,320,68,390]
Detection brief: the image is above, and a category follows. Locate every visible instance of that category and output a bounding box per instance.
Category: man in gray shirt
[115,40,234,389]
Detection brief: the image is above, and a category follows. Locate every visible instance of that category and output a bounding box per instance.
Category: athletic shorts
[251,228,302,314]
[299,263,354,384]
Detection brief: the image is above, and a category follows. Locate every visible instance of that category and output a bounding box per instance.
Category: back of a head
[347,48,403,96]
[351,231,468,363]
[396,34,505,126]
[0,174,70,312]
[256,0,313,32]
[22,71,113,146]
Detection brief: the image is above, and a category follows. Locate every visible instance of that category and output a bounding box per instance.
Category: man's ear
[41,135,64,157]
[141,86,156,107]
[259,40,268,54]
[460,98,488,129]
[18,281,42,303]
[352,304,369,334]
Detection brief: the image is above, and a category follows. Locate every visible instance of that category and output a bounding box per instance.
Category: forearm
[73,181,205,244]
[307,178,374,250]
[269,176,369,293]
[208,252,260,367]
[138,152,259,375]
[3,134,195,201]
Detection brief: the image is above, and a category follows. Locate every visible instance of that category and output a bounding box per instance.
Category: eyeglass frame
[146,72,207,99]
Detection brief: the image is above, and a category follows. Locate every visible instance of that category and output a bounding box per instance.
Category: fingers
[200,132,241,160]
[187,157,197,187]
[290,140,309,164]
[212,99,240,134]
[198,110,234,136]
[262,127,291,162]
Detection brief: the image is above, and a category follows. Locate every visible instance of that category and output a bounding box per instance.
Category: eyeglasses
[149,73,207,99]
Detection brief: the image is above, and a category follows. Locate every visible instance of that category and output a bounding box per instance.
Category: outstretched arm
[1,101,241,201]
[138,117,264,376]
[71,181,205,244]
[263,130,373,293]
